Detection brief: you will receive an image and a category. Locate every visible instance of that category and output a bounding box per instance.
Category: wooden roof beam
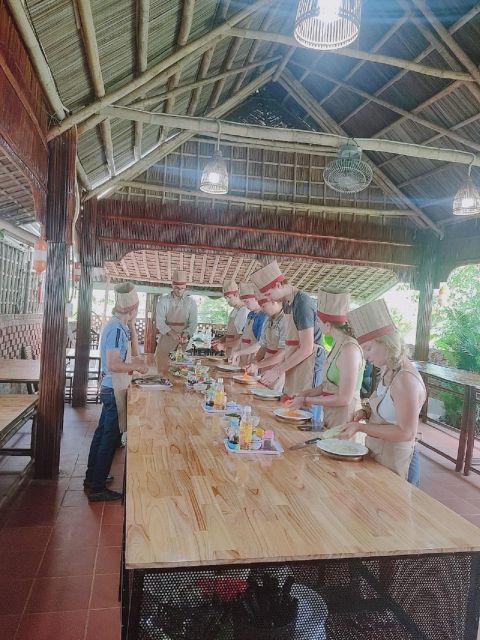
[310,11,411,109]
[118,182,416,218]
[47,0,274,140]
[134,0,150,160]
[342,7,480,133]
[209,37,243,109]
[76,0,115,177]
[279,70,442,235]
[102,103,480,169]
[134,56,279,110]
[289,62,480,153]
[86,67,276,199]
[229,28,474,82]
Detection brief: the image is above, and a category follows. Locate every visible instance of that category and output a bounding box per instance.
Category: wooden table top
[415,361,480,390]
[126,378,480,570]
[0,359,41,383]
[66,348,101,359]
[0,394,38,431]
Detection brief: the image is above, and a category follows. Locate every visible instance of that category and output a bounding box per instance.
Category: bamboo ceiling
[104,249,398,303]
[4,0,480,237]
[0,147,36,226]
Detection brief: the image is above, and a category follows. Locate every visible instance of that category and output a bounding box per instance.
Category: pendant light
[294,0,362,51]
[200,121,229,195]
[32,237,47,273]
[452,162,480,216]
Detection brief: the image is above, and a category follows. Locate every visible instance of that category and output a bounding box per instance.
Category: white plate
[316,438,368,457]
[215,363,242,372]
[251,388,282,399]
[273,408,312,421]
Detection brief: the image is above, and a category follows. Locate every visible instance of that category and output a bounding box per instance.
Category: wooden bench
[0,395,38,458]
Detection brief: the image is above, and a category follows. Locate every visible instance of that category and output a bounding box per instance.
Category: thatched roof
[2,0,480,294]
[104,248,398,303]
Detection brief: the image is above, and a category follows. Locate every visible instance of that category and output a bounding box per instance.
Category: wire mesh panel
[122,553,480,640]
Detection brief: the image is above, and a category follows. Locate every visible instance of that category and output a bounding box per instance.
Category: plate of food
[251,388,282,400]
[134,375,172,390]
[215,363,242,372]
[273,408,311,422]
[316,438,368,458]
[232,373,261,385]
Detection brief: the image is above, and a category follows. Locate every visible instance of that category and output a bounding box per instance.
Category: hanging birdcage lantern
[200,121,229,195]
[32,238,47,273]
[324,143,373,194]
[452,164,480,216]
[294,0,362,51]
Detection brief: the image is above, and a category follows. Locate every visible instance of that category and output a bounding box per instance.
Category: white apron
[283,297,317,397]
[320,335,364,428]
[261,311,285,392]
[224,307,243,358]
[111,342,131,433]
[366,369,425,479]
[239,313,257,367]
[155,297,187,371]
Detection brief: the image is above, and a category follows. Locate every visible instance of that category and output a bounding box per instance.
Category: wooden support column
[144,293,157,354]
[36,129,77,479]
[72,201,96,406]
[414,236,440,362]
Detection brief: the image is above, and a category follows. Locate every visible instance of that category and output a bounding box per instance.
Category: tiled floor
[0,405,479,639]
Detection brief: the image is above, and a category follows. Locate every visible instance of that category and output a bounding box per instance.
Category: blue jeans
[86,387,120,492]
[407,446,421,487]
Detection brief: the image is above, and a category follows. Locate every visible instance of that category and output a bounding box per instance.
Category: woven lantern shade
[200,149,229,195]
[294,0,362,51]
[452,171,480,216]
[324,144,373,194]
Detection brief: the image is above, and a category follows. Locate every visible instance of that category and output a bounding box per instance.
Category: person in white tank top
[337,300,426,481]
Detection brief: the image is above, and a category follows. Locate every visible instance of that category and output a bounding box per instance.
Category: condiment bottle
[175,346,183,363]
[206,388,214,408]
[262,429,275,450]
[239,406,253,450]
[213,378,224,409]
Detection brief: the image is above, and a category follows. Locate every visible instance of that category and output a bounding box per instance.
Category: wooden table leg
[456,387,471,473]
[463,386,476,477]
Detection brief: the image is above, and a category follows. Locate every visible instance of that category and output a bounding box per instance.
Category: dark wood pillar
[144,293,157,353]
[72,201,96,407]
[414,236,440,362]
[35,129,76,479]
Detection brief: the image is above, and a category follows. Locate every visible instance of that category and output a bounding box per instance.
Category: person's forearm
[359,422,414,442]
[279,345,314,374]
[235,343,260,357]
[257,351,285,370]
[301,393,351,408]
[109,361,137,373]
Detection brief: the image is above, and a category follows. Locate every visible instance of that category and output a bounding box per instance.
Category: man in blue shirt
[229,283,267,366]
[85,283,148,502]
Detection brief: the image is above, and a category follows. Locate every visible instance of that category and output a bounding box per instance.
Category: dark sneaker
[83,476,113,492]
[88,488,123,502]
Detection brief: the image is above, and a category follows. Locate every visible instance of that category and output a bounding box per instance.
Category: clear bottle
[175,346,183,363]
[239,406,253,450]
[213,378,224,409]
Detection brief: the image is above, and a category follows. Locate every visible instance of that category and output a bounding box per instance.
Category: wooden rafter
[229,28,474,82]
[187,47,215,116]
[46,0,273,140]
[76,0,115,176]
[289,62,480,154]
[342,7,480,134]
[279,70,442,235]
[209,255,220,284]
[86,67,276,198]
[134,0,150,160]
[102,105,480,170]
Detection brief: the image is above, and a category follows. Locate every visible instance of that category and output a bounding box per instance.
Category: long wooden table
[416,361,480,475]
[0,394,38,452]
[123,378,480,640]
[0,358,41,383]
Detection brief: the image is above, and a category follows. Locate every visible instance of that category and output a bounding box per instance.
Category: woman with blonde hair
[337,299,426,481]
[287,289,365,428]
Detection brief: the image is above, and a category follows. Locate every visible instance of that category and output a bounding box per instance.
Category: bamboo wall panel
[36,130,76,479]
[0,240,41,314]
[0,2,49,221]
[89,199,419,283]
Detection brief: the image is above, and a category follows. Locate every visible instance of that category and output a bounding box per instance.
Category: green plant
[434,309,480,372]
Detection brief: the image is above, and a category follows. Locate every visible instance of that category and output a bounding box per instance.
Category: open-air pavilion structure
[1,2,480,637]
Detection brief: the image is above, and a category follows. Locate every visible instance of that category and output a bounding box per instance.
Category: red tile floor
[0,405,479,639]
